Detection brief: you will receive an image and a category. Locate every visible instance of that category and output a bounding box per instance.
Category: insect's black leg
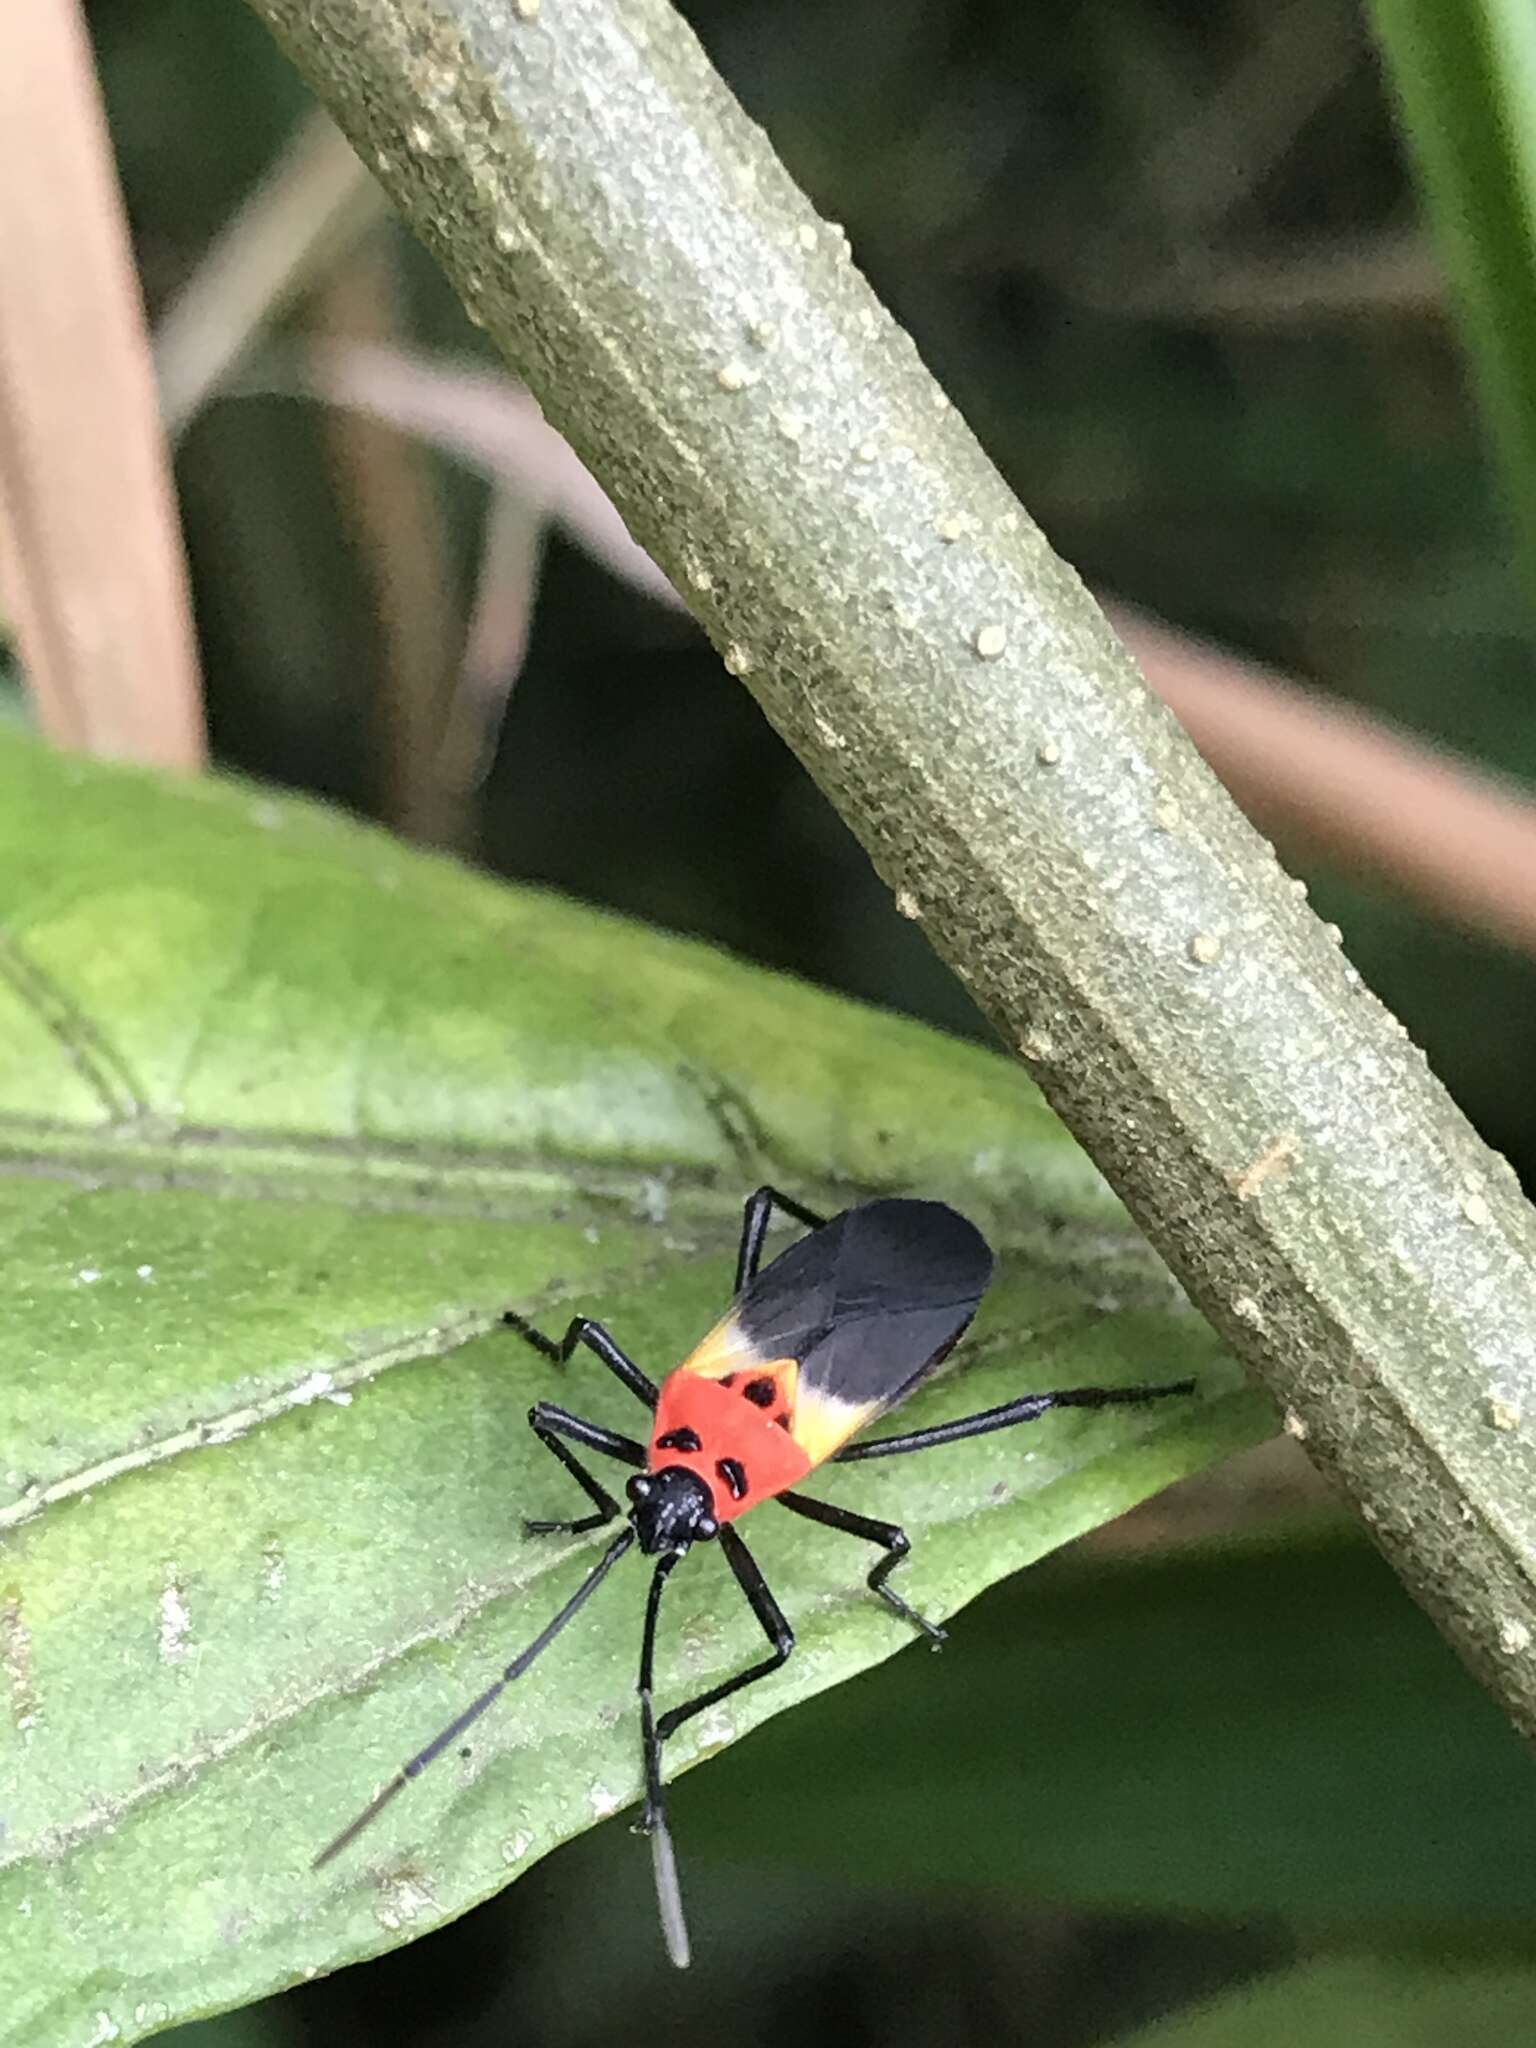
[777,1489,944,1644]
[502,1311,660,1409]
[833,1378,1196,1462]
[524,1400,645,1537]
[734,1184,829,1292]
[634,1527,794,1967]
[651,1526,794,1745]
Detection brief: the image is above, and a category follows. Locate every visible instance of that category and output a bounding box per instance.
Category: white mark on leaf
[375,1870,436,1931]
[159,1574,193,1665]
[1,1598,39,1737]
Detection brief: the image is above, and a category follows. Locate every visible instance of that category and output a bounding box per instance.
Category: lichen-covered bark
[245,0,1536,1735]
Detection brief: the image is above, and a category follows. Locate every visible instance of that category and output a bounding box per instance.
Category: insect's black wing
[735,1199,994,1464]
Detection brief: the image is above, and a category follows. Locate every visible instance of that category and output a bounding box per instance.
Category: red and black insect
[315,1187,1194,1964]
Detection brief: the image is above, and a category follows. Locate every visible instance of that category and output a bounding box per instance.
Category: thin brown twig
[434,482,548,840]
[1110,603,1536,959]
[311,251,459,843]
[1081,230,1443,327]
[0,0,204,766]
[1139,0,1362,237]
[156,108,387,440]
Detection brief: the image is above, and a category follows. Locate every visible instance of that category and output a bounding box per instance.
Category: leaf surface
[0,735,1270,2042]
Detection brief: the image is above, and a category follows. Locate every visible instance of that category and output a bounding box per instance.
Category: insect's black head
[626,1467,719,1556]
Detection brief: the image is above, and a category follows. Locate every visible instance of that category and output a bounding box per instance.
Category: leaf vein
[0,932,149,1119]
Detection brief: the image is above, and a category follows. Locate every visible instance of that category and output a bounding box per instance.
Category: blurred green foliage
[50,0,1536,2039]
[1368,0,1536,592]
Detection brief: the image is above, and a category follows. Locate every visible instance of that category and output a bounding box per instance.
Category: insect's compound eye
[696,1516,719,1541]
[626,1474,654,1502]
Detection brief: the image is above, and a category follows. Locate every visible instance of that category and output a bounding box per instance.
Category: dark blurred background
[72,0,1536,2041]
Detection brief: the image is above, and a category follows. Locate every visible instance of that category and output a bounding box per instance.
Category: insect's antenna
[314,1525,636,1870]
[637,1552,691,1969]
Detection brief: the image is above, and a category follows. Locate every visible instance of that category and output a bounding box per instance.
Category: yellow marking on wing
[679,1320,876,1465]
[789,1385,882,1467]
[677,1313,758,1379]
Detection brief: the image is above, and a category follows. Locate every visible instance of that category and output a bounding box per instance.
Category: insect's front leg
[646,1528,794,1764]
[525,1401,645,1536]
[504,1311,660,1408]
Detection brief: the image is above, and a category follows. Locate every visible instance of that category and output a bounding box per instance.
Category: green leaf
[1107,1955,1536,2048]
[0,732,1270,2044]
[677,1532,1536,1928]
[1368,0,1536,599]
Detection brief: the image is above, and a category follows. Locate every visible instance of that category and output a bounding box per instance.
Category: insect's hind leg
[503,1312,660,1408]
[777,1489,945,1645]
[734,1184,829,1292]
[650,1527,794,1750]
[524,1401,645,1537]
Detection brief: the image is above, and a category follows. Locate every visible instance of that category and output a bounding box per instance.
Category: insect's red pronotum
[315,1187,1194,1965]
